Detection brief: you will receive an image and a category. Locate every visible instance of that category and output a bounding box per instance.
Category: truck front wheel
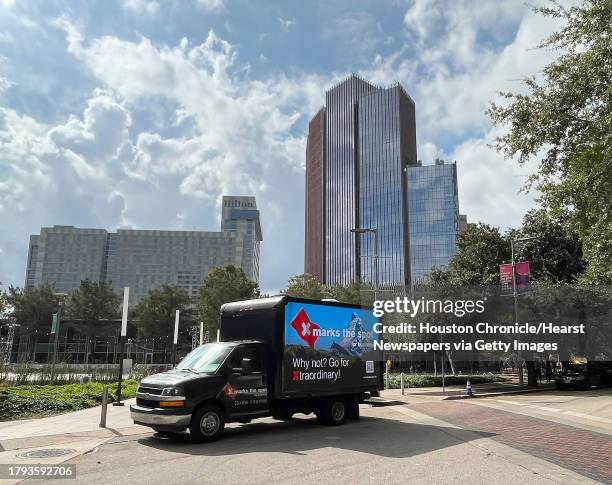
[317,397,346,426]
[190,405,225,442]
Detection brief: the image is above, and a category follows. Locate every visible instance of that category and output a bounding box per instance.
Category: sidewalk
[0,398,146,443]
[382,381,556,402]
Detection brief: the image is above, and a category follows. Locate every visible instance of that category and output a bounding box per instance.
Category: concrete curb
[443,387,556,400]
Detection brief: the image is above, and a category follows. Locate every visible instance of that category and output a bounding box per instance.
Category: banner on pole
[516,261,531,290]
[121,287,129,337]
[499,263,513,291]
[174,310,180,345]
[51,313,58,334]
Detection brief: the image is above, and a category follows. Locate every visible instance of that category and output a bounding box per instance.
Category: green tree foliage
[324,282,368,305]
[283,273,325,300]
[432,213,587,286]
[488,0,612,284]
[430,223,510,286]
[6,284,58,331]
[133,284,192,338]
[65,280,120,364]
[5,284,59,360]
[197,266,259,334]
[283,274,368,305]
[65,280,120,324]
[0,283,6,317]
[512,209,584,283]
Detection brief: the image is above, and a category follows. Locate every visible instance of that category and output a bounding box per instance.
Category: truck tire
[317,397,346,426]
[346,397,360,420]
[190,405,225,442]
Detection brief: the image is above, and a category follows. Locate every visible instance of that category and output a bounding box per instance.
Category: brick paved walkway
[412,401,612,484]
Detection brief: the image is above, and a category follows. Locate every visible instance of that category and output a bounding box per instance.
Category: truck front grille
[136,398,160,408]
[138,386,163,395]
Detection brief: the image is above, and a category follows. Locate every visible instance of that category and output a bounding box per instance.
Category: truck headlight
[161,387,181,396]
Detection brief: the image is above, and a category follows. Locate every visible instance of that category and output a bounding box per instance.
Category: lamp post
[50,293,67,382]
[114,287,129,406]
[171,310,180,366]
[511,236,536,387]
[350,227,379,301]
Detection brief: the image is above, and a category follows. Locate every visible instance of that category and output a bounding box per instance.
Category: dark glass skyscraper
[305,75,462,288]
[408,162,460,284]
[305,75,417,288]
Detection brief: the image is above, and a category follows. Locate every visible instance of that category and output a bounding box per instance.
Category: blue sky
[0,0,564,293]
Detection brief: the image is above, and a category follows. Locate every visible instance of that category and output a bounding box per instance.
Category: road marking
[487,399,612,425]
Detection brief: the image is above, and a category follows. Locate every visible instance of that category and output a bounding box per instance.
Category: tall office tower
[305,75,417,289]
[25,196,262,304]
[25,227,109,294]
[305,75,460,288]
[304,109,326,283]
[407,162,460,284]
[220,195,262,284]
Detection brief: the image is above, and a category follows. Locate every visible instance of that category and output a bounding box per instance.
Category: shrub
[385,373,507,389]
[0,380,139,421]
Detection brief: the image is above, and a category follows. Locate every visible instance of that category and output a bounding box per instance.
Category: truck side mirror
[241,357,253,375]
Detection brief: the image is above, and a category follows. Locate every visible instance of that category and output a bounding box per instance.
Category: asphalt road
[26,391,611,485]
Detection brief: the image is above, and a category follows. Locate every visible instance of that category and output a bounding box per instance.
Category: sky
[0,0,566,293]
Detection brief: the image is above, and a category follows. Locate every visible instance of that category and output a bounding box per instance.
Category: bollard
[401,372,405,395]
[99,384,109,428]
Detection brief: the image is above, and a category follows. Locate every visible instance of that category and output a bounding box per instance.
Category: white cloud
[360,1,566,229]
[453,126,539,230]
[122,0,160,15]
[0,21,334,290]
[278,17,296,32]
[195,0,224,12]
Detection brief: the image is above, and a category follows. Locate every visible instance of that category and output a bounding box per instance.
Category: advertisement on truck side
[282,302,381,394]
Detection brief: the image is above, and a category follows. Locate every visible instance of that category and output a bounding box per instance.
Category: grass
[0,379,139,421]
[386,373,508,389]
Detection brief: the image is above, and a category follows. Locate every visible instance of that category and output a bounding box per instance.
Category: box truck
[130,296,382,442]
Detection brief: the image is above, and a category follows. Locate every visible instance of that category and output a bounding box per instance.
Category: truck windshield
[176,343,232,374]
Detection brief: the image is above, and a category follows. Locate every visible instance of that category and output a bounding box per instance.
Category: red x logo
[290,308,319,349]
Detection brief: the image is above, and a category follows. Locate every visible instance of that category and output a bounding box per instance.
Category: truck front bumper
[130,404,192,429]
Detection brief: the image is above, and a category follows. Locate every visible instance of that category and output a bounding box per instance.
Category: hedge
[386,373,507,389]
[0,380,138,421]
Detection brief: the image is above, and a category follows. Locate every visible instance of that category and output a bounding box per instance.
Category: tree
[5,284,59,361]
[65,280,120,364]
[133,284,192,338]
[513,209,585,283]
[488,0,612,284]
[283,273,325,300]
[0,283,6,317]
[430,223,510,286]
[324,282,367,305]
[197,266,259,334]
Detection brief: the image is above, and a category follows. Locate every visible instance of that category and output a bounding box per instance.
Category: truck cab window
[230,346,263,373]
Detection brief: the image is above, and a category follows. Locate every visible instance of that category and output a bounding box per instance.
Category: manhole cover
[17,448,76,459]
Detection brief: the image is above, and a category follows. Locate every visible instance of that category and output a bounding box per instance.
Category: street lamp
[50,293,68,382]
[351,227,379,301]
[511,236,536,387]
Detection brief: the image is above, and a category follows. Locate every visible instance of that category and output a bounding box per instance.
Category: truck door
[223,344,269,417]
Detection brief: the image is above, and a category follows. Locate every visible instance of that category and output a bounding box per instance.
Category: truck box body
[220,296,382,400]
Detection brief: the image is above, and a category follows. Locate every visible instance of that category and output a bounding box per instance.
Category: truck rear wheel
[190,405,225,442]
[346,396,360,420]
[317,397,346,426]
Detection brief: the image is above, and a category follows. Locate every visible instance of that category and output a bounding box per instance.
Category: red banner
[515,261,530,290]
[499,263,513,291]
